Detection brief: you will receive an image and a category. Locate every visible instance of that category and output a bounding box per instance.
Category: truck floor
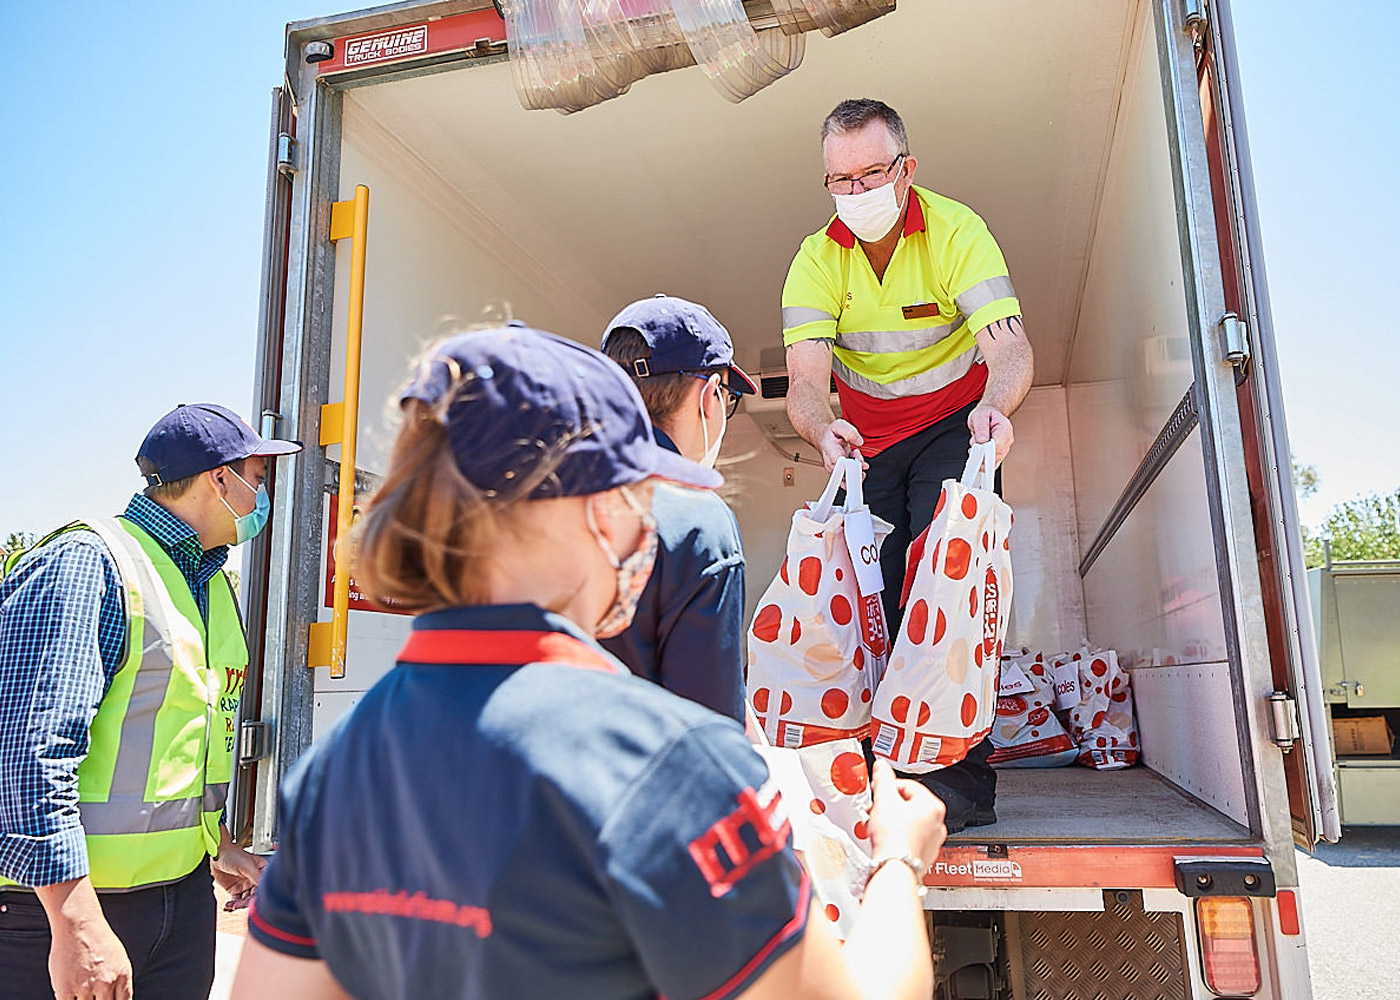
[948,766,1252,844]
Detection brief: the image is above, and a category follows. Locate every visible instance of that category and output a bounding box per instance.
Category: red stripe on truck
[924,845,1264,889]
[316,10,506,75]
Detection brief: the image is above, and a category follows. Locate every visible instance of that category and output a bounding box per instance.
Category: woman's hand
[866,758,946,865]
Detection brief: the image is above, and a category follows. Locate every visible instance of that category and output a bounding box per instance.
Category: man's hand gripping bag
[871,442,1014,772]
[747,458,892,748]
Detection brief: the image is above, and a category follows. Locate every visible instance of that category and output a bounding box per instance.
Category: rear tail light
[1196,896,1261,995]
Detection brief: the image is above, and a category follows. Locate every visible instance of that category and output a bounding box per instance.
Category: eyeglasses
[690,374,743,418]
[824,153,906,196]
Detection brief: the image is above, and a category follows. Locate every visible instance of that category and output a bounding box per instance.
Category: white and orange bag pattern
[1066,648,1139,769]
[871,442,1014,773]
[987,650,1079,768]
[747,459,892,748]
[754,737,872,939]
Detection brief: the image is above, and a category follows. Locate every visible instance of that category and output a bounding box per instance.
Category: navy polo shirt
[599,466,746,722]
[250,605,809,1000]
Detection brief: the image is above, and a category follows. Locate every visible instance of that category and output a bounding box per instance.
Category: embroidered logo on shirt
[688,781,791,898]
[322,890,493,937]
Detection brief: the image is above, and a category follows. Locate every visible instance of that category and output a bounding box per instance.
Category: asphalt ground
[209,829,1400,999]
[1296,826,1400,1000]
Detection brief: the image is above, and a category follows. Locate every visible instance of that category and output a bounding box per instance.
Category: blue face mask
[220,468,271,545]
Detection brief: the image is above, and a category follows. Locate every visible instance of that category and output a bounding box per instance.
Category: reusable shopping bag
[1066,648,1140,769]
[747,458,892,748]
[746,705,872,940]
[871,442,1013,772]
[987,650,1079,768]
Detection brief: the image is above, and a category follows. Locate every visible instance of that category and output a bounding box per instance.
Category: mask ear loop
[699,374,728,467]
[584,495,622,570]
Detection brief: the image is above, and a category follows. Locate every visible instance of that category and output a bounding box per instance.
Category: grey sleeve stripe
[955,276,1017,321]
[836,320,965,354]
[782,306,837,330]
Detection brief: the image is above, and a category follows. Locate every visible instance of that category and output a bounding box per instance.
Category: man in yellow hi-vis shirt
[782,99,1034,832]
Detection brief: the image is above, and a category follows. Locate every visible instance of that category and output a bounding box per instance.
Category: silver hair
[820,98,909,155]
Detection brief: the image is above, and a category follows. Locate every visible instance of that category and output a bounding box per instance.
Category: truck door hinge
[277,132,298,177]
[239,721,271,764]
[1266,692,1300,751]
[1220,312,1250,371]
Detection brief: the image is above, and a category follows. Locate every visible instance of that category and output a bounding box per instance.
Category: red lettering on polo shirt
[688,783,791,898]
[322,889,493,938]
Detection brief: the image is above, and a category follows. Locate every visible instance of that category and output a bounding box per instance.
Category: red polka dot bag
[747,458,893,748]
[986,650,1079,767]
[871,442,1014,772]
[1065,648,1140,769]
[749,708,873,940]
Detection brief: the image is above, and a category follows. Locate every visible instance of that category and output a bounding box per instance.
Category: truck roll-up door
[1195,0,1340,846]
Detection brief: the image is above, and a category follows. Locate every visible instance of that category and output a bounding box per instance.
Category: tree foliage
[1293,456,1319,501]
[1303,488,1400,567]
[1,531,38,564]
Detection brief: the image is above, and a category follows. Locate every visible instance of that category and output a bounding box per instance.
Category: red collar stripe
[824,188,927,249]
[398,629,621,674]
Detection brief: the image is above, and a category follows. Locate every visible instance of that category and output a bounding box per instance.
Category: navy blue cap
[136,403,302,486]
[601,295,758,395]
[400,324,723,498]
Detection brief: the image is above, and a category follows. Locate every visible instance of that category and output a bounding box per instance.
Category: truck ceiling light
[1196,896,1261,996]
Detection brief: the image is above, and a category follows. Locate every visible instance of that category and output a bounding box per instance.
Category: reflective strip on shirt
[781,306,837,334]
[833,349,982,400]
[955,276,1018,326]
[834,318,966,355]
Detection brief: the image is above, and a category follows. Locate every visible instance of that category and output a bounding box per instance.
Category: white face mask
[832,179,908,243]
[699,377,725,469]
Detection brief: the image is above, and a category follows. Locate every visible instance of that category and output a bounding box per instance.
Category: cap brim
[649,447,724,490]
[250,439,304,458]
[726,363,759,395]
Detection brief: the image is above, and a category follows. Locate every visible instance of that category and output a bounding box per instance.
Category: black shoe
[928,786,997,834]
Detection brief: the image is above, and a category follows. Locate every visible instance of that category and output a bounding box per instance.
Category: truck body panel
[238,1,1335,995]
[1310,560,1400,825]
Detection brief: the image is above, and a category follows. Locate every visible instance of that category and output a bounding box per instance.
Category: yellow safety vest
[2,517,247,890]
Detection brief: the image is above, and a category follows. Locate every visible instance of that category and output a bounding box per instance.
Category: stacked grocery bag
[988,645,1140,770]
[746,445,1012,933]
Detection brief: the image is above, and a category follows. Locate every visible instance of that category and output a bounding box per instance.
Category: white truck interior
[318,0,1252,843]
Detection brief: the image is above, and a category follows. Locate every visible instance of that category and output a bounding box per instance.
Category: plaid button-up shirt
[0,494,230,887]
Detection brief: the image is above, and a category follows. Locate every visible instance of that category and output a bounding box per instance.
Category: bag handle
[960,441,997,492]
[810,457,864,522]
[746,701,773,747]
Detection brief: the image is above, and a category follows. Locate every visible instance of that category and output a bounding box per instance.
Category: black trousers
[0,860,216,1000]
[862,401,998,809]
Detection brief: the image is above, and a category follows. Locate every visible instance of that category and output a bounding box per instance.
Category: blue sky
[1,0,1396,541]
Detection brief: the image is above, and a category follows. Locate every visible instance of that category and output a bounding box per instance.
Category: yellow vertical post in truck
[234,3,1340,997]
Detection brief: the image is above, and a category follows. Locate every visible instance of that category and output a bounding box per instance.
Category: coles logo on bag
[982,565,1000,661]
[997,695,1028,715]
[859,592,888,656]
